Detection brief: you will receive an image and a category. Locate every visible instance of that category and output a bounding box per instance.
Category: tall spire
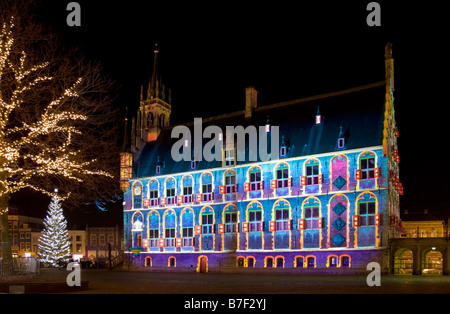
[149,43,159,100]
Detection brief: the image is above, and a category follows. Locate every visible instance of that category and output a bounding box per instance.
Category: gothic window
[248,202,263,232]
[165,177,176,205]
[303,159,322,186]
[164,210,176,247]
[359,152,376,180]
[201,212,214,235]
[181,208,194,247]
[302,197,321,230]
[274,200,291,231]
[359,201,376,227]
[132,182,143,209]
[182,175,193,204]
[248,166,263,191]
[307,256,316,268]
[224,169,237,194]
[148,179,159,207]
[148,211,160,248]
[274,162,290,189]
[200,172,213,202]
[224,204,238,233]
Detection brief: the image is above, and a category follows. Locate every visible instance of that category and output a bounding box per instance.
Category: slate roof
[134,81,386,178]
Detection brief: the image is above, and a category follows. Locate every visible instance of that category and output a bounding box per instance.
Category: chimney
[245,86,258,119]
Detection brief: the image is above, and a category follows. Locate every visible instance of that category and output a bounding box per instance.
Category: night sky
[10,1,449,223]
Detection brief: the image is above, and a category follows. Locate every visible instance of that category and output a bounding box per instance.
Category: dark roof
[134,82,386,178]
[401,211,443,222]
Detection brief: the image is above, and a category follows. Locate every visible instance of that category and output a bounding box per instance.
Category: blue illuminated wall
[123,147,388,271]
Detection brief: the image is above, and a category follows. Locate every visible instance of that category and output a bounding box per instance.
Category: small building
[68,230,86,262]
[6,208,44,258]
[399,209,446,238]
[85,225,123,267]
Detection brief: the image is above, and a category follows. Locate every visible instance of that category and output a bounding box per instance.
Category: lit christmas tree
[38,191,72,268]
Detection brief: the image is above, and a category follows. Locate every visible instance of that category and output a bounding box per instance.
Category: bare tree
[0,1,121,274]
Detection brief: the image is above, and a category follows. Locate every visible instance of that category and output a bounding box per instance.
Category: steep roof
[134,81,386,178]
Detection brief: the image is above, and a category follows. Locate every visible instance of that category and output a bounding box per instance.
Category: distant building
[399,210,446,238]
[85,225,123,265]
[6,209,44,258]
[68,230,86,261]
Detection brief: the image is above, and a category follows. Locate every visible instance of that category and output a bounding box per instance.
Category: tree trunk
[0,193,13,275]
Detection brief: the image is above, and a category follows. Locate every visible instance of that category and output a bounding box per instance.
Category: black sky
[12,1,449,222]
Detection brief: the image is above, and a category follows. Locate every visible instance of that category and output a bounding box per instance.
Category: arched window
[200,172,213,202]
[132,181,143,209]
[168,257,176,267]
[148,211,160,248]
[357,193,377,227]
[248,257,255,268]
[247,202,263,232]
[328,255,338,268]
[148,179,159,207]
[181,208,194,247]
[223,204,238,233]
[357,152,377,180]
[247,166,263,191]
[302,197,321,230]
[276,256,284,268]
[306,256,316,268]
[223,169,237,194]
[295,256,304,268]
[164,177,176,205]
[201,206,214,235]
[274,199,291,231]
[303,158,322,186]
[182,175,194,204]
[340,255,350,268]
[265,257,274,268]
[164,209,176,247]
[273,163,290,189]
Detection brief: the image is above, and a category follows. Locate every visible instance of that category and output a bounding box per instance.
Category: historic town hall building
[120,43,402,273]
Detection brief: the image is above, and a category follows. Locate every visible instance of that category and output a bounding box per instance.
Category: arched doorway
[394,248,413,275]
[198,256,208,273]
[423,249,443,275]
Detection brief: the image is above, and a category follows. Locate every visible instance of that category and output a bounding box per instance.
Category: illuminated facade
[121,44,402,273]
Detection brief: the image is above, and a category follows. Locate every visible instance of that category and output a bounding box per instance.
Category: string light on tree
[38,191,71,268]
[0,3,120,275]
